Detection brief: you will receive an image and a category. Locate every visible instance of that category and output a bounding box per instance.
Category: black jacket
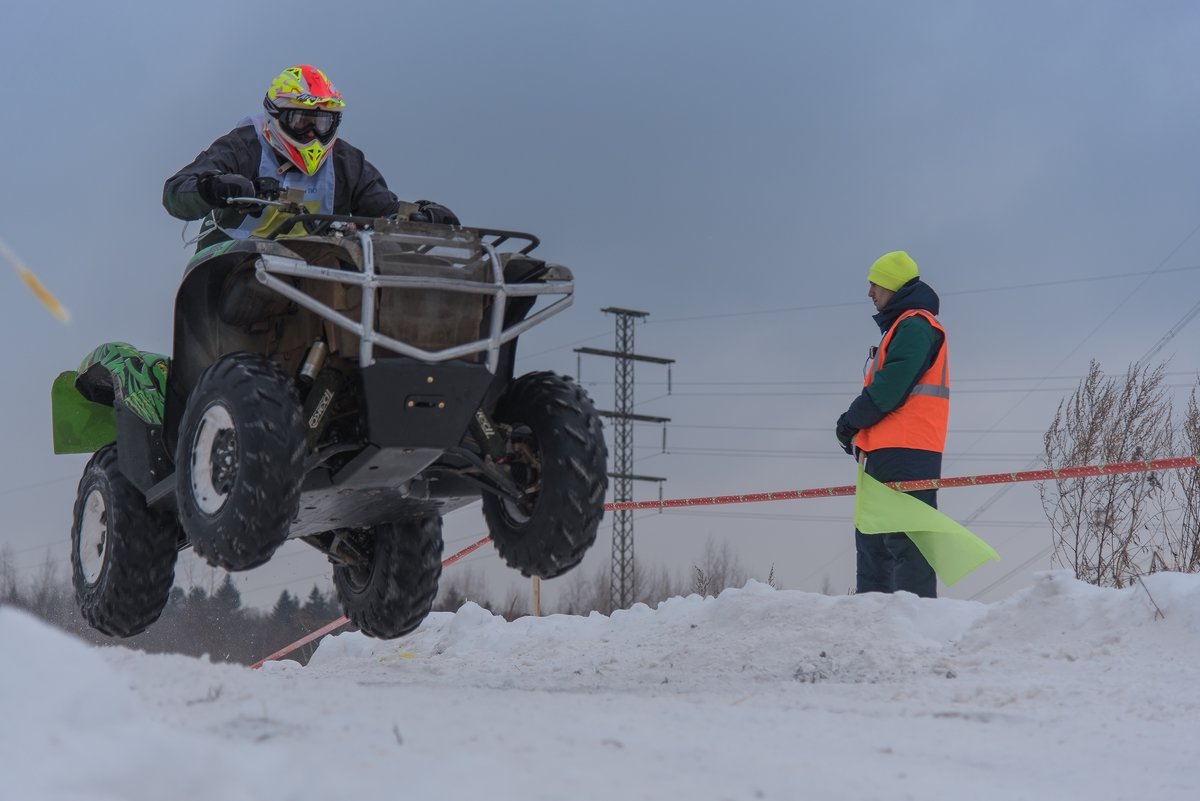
[163,124,403,249]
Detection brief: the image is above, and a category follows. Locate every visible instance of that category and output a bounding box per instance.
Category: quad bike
[51,191,607,639]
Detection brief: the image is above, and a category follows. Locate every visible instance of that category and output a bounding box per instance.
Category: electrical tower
[576,307,673,610]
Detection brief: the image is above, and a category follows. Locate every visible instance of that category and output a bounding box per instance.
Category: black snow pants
[854,447,939,598]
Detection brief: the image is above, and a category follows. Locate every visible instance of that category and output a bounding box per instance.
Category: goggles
[277,108,341,143]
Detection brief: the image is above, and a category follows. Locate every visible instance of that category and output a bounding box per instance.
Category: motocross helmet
[262,65,345,175]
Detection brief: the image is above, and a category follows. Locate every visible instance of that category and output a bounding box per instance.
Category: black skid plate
[358,358,493,449]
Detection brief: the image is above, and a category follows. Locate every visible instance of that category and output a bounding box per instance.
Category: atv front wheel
[332,516,444,639]
[482,371,607,579]
[176,352,304,571]
[71,445,179,637]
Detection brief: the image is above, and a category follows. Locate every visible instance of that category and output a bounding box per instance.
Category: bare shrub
[1153,388,1200,573]
[498,588,527,621]
[689,539,749,598]
[1040,360,1174,587]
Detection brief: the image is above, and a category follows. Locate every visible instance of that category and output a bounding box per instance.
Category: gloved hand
[198,173,257,210]
[409,199,460,226]
[835,414,858,456]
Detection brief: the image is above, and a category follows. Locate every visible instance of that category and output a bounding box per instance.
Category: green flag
[854,465,999,586]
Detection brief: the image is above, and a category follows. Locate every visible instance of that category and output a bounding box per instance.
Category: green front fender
[51,342,169,454]
[51,371,116,454]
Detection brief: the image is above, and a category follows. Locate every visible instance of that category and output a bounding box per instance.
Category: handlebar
[222,197,541,254]
[226,196,308,214]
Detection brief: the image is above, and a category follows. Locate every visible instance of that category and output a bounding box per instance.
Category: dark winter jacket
[839,278,945,483]
[163,124,403,249]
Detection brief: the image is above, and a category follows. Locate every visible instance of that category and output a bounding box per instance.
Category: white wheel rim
[502,495,533,525]
[190,402,236,516]
[79,488,108,585]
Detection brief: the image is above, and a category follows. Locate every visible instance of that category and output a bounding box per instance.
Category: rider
[163,64,457,250]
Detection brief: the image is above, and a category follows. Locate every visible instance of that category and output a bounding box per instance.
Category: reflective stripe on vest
[853,308,949,453]
[227,113,335,240]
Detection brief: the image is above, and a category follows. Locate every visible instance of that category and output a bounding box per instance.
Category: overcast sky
[4,1,1200,612]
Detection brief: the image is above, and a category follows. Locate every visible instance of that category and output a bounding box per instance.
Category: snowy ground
[2,570,1199,801]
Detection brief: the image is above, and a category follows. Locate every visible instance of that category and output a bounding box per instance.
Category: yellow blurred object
[0,237,70,324]
[16,265,71,323]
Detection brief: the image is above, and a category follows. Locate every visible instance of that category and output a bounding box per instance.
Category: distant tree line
[0,553,342,665]
[0,538,783,664]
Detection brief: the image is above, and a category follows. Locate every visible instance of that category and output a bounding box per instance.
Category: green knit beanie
[867,251,919,291]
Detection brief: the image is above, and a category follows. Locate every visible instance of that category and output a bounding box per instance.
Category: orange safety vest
[854,309,949,453]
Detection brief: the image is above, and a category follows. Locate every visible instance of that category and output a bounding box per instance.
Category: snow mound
[0,607,293,801]
[3,573,1199,801]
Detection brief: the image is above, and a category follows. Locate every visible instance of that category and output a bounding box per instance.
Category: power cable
[965,216,1200,599]
[517,329,611,360]
[647,509,1047,526]
[582,370,1200,388]
[640,444,1045,459]
[630,422,1044,434]
[643,263,1200,325]
[660,386,1105,398]
[615,381,1200,399]
[968,543,1054,599]
[516,263,1200,360]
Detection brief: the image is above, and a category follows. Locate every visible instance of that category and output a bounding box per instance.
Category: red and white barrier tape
[252,454,1200,667]
[604,455,1200,511]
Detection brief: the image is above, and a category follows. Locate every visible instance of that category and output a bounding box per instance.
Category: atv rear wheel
[482,371,607,579]
[176,352,304,571]
[332,516,444,639]
[71,445,179,637]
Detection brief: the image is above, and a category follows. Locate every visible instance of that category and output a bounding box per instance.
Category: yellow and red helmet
[262,65,346,175]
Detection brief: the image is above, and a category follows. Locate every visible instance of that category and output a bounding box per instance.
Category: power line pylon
[576,307,673,610]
